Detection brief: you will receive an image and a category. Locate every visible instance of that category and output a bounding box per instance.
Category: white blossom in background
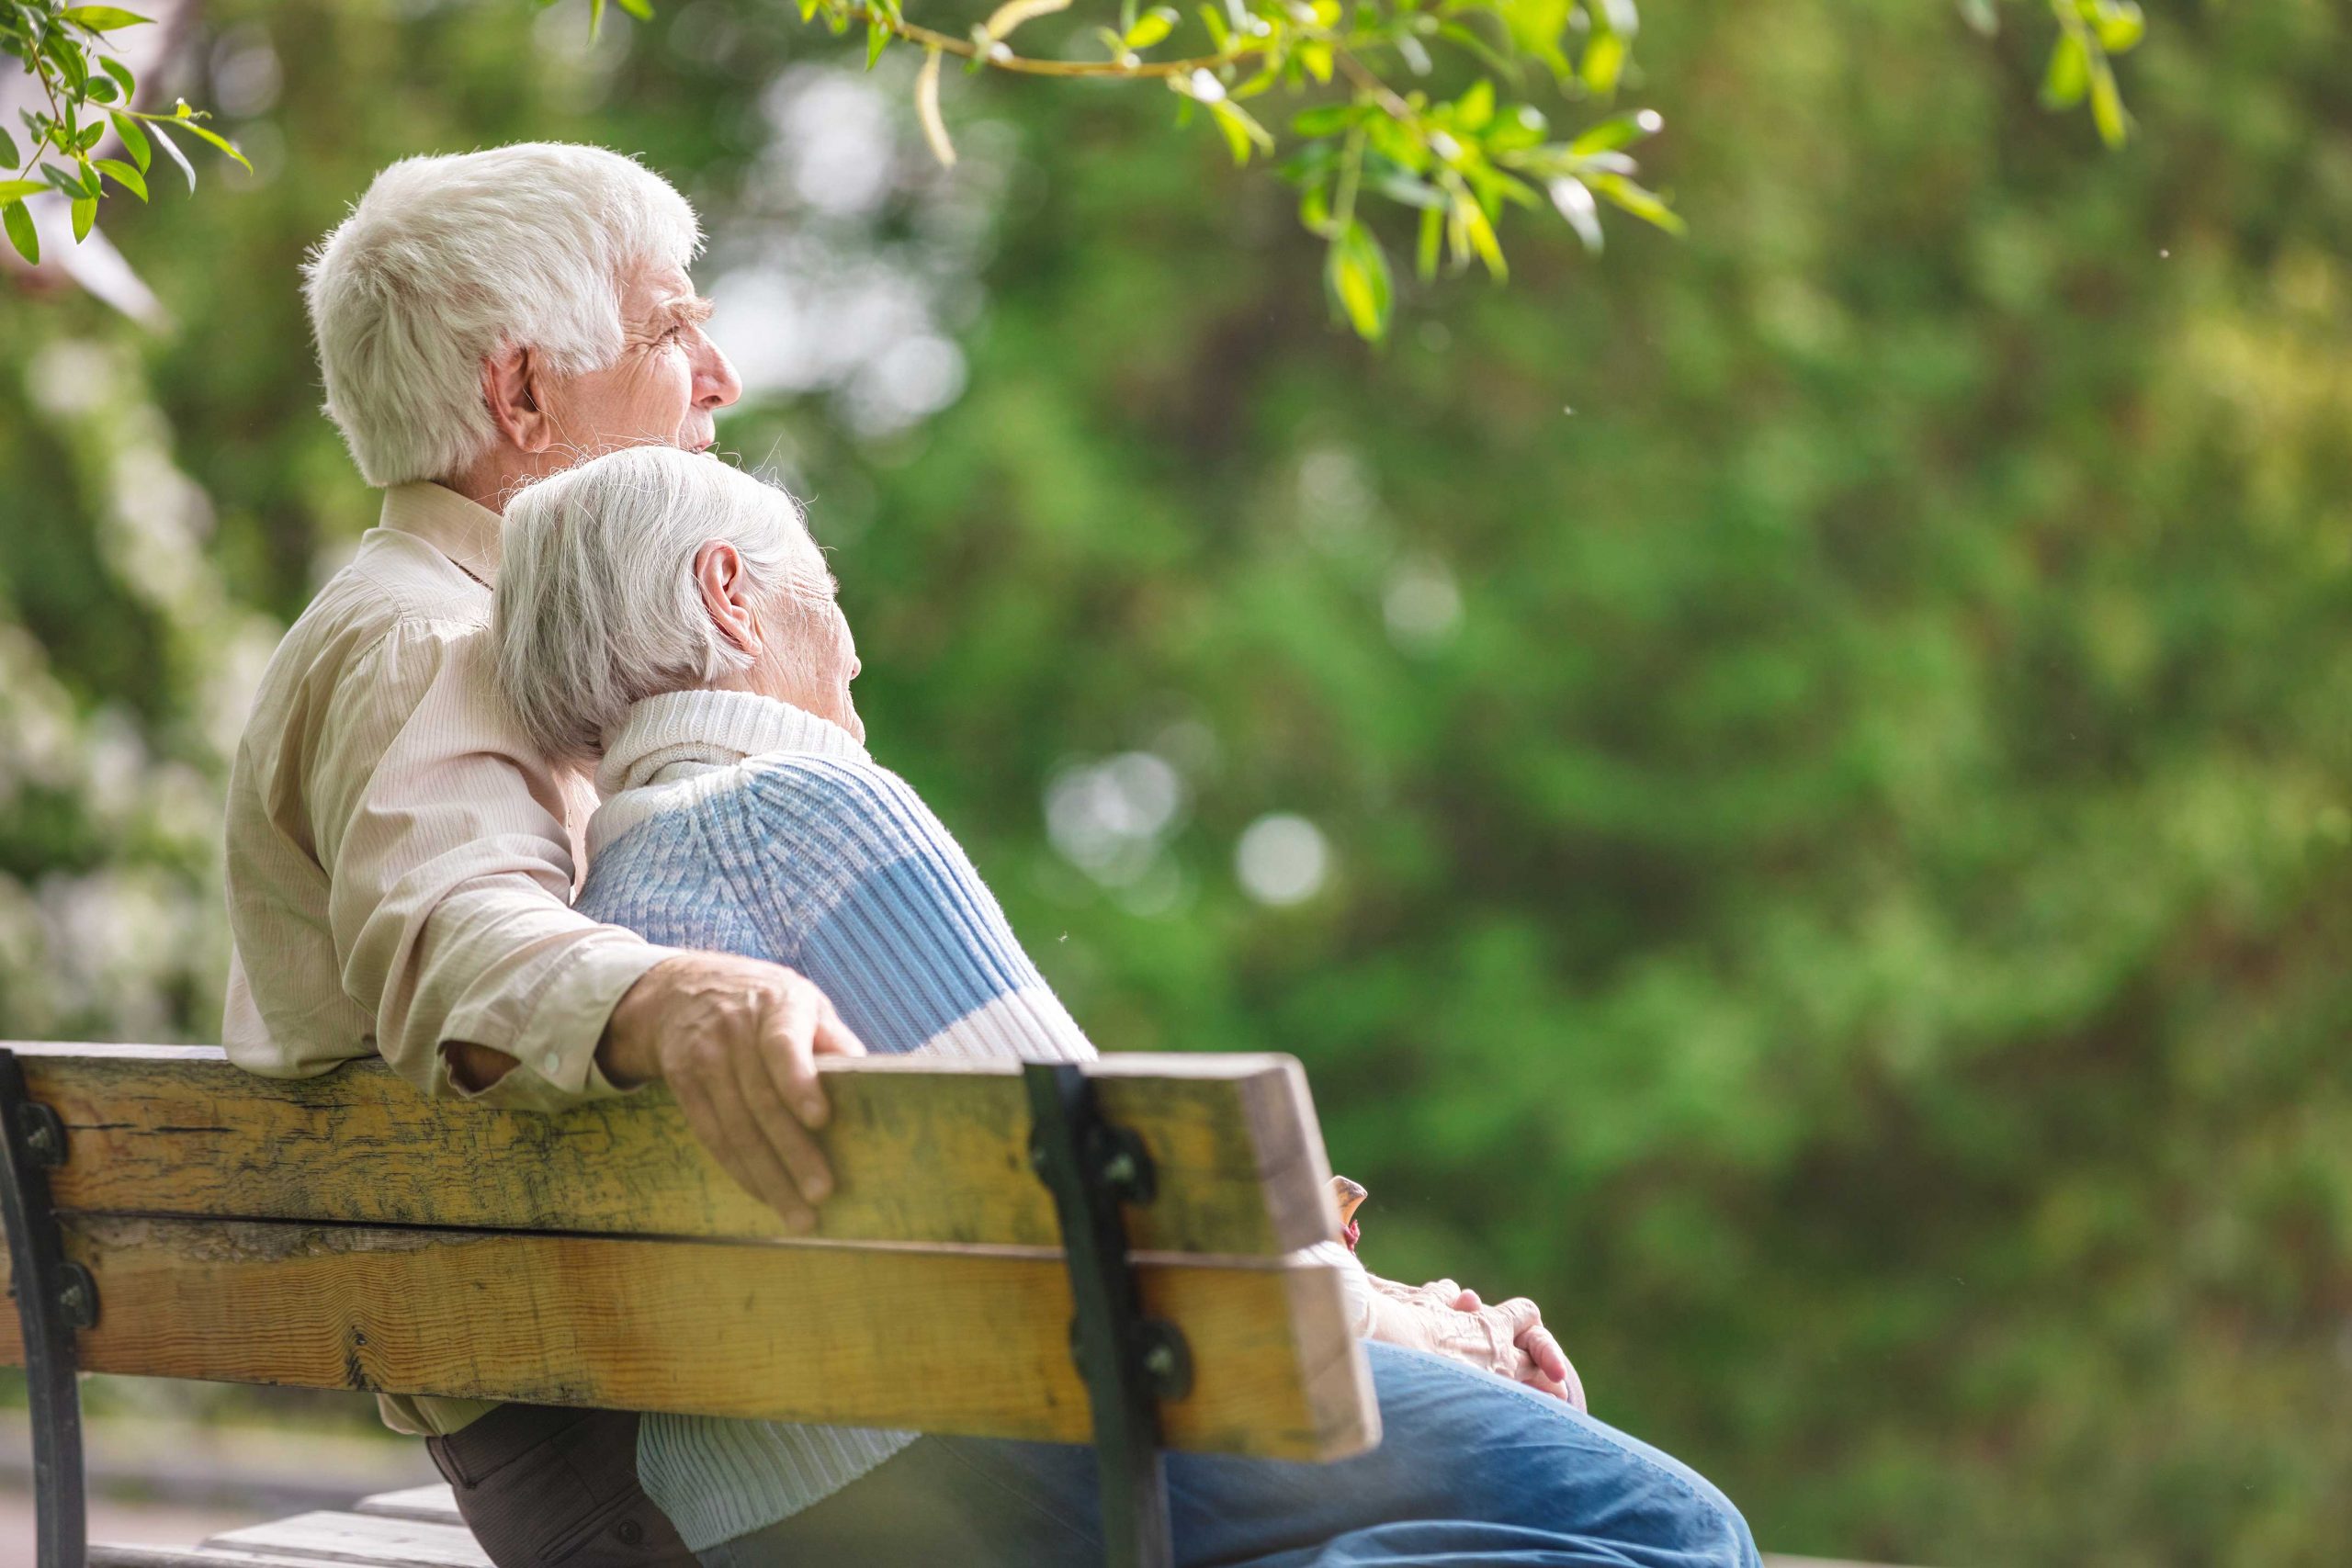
[1046,752,1187,888]
[1384,553,1464,650]
[2,337,274,1040]
[1235,813,1332,907]
[709,60,1011,443]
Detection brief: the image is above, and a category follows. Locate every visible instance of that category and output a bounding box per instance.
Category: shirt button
[542,1051,562,1076]
[615,1519,645,1547]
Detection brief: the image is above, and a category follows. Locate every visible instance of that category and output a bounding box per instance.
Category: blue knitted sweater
[574,689,1094,1551]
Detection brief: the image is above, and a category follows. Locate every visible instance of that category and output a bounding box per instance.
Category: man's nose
[695,336,743,411]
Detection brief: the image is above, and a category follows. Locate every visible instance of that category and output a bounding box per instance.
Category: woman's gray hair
[496,446,814,760]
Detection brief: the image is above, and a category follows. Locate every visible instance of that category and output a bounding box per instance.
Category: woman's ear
[481,344,555,455]
[694,541,763,655]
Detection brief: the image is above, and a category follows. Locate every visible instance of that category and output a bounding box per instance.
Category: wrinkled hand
[600,952,867,1233]
[1442,1285,1585,1411]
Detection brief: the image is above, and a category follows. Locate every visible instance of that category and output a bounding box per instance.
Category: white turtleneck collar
[594,688,868,809]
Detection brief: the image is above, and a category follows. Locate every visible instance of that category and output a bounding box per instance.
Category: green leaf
[173,118,251,172]
[1568,107,1662,155]
[0,128,18,170]
[1208,98,1273,166]
[588,0,605,41]
[867,15,889,68]
[95,155,144,199]
[1416,203,1442,280]
[2042,32,2089,108]
[1325,219,1392,341]
[147,121,195,191]
[58,6,151,31]
[1125,6,1178,49]
[70,195,95,242]
[1453,78,1495,132]
[0,179,46,201]
[2092,1,2144,53]
[1455,191,1507,279]
[2087,56,2129,146]
[107,111,148,173]
[1581,31,1628,96]
[1588,171,1685,233]
[42,162,95,198]
[98,54,136,93]
[86,76,119,105]
[615,0,655,17]
[3,199,38,265]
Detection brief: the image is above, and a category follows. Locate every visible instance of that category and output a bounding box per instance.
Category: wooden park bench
[0,1043,1374,1568]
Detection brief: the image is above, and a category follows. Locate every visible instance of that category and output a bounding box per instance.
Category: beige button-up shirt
[222,482,679,1435]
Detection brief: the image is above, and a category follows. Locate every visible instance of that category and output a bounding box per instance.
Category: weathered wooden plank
[200,1513,492,1568]
[351,1486,462,1526]
[0,1215,1378,1462]
[92,1550,368,1568]
[3,1044,1336,1257]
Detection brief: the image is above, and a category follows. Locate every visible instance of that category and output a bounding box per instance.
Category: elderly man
[223,144,862,1567]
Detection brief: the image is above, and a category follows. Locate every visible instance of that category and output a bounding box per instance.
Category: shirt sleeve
[714,757,1095,1064]
[1300,1240,1376,1336]
[308,619,680,1108]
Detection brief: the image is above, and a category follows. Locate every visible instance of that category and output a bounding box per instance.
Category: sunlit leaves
[56,6,148,31]
[2,199,37,264]
[95,155,144,199]
[1325,218,1392,338]
[2026,0,2141,146]
[0,1,243,252]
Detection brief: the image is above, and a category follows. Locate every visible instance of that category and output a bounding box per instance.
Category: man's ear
[695,541,763,656]
[481,344,555,455]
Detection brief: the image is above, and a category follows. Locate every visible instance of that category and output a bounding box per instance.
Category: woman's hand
[1365,1276,1588,1410]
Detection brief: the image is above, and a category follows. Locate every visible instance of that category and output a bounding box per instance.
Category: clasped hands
[1335,1178,1586,1411]
[1368,1273,1585,1410]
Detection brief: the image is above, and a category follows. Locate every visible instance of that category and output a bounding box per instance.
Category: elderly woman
[494,446,1759,1568]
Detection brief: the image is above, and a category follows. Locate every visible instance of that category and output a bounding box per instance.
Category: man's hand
[599,952,867,1233]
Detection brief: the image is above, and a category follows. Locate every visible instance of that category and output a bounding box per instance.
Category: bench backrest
[0,1044,1377,1462]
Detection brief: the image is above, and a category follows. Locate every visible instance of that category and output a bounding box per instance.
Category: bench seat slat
[5,1045,1334,1258]
[198,1513,492,1568]
[0,1214,1377,1462]
[350,1487,463,1526]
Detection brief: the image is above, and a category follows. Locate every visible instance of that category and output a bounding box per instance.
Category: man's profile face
[540,260,741,457]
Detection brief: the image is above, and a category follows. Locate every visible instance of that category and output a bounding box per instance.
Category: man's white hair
[497,446,818,761]
[304,143,702,487]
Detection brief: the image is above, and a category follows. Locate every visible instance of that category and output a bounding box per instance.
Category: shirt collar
[380,482,503,588]
[596,689,869,797]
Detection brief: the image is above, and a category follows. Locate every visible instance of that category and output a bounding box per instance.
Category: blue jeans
[697,1341,1760,1567]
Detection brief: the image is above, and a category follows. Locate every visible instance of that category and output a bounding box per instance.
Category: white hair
[303,143,702,487]
[496,447,820,760]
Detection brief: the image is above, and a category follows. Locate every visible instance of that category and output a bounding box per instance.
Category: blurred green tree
[2,0,2347,1563]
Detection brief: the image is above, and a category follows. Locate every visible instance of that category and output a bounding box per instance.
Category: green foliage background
[3,1,2348,1562]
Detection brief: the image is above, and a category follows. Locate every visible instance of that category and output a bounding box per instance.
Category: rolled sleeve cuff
[450,939,685,1109]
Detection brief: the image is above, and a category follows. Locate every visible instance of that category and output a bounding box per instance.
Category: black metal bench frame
[0,1049,1190,1568]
